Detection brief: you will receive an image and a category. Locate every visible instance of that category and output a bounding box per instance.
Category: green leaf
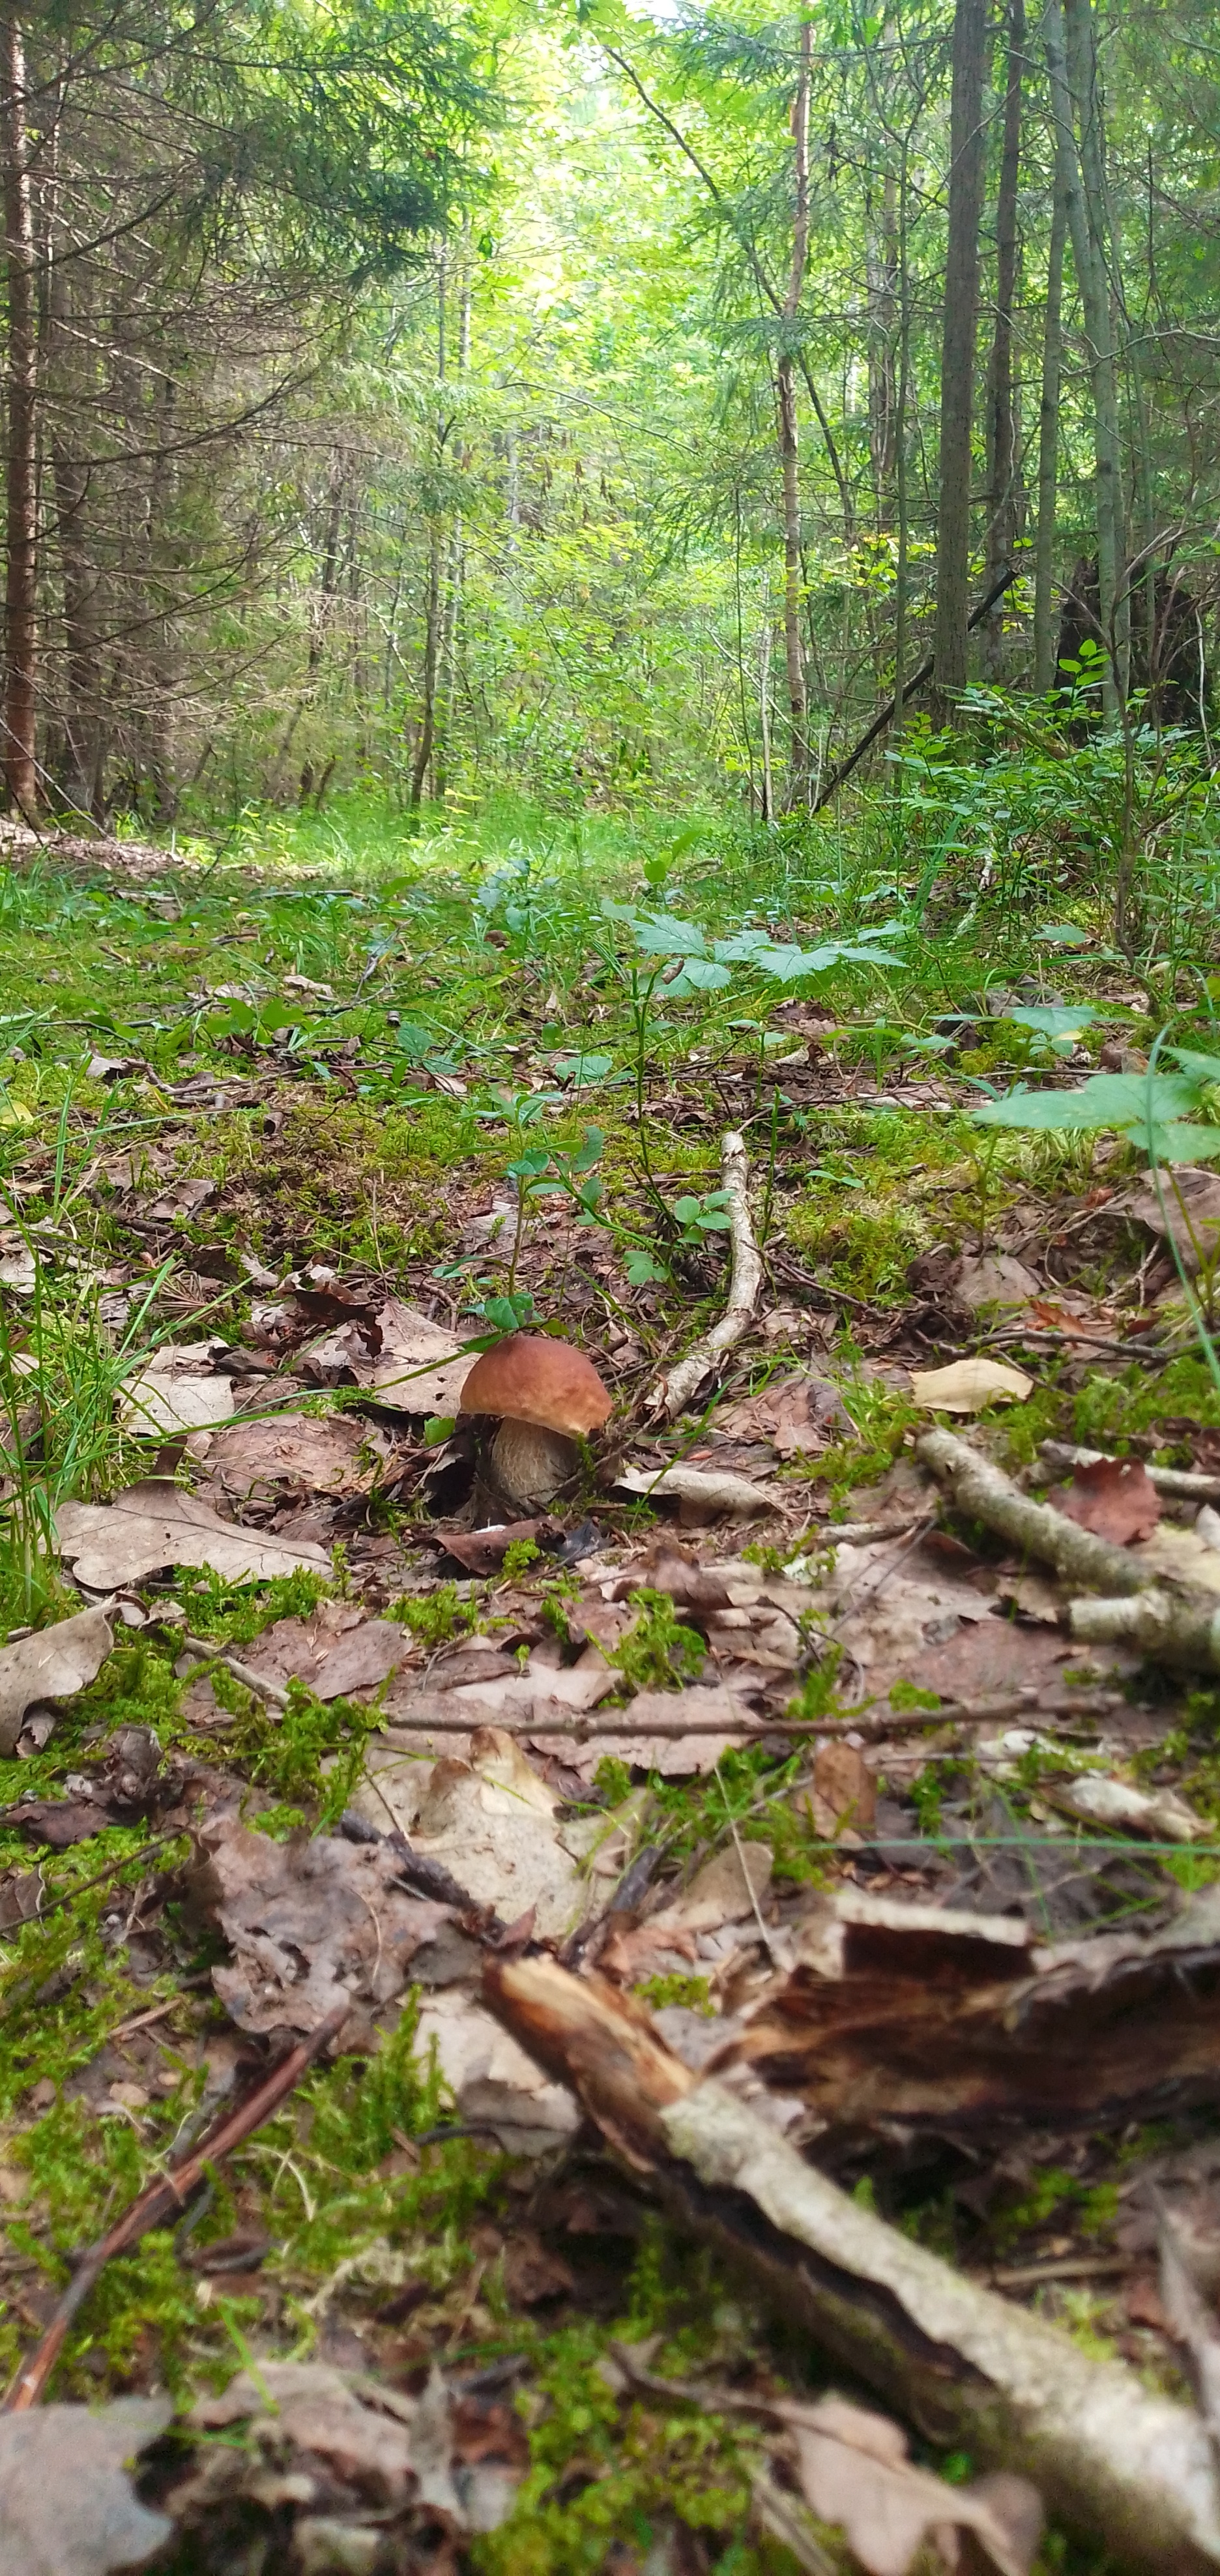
[1145,1126,1220,1165]
[1035,924,1092,948]
[1169,1048,1220,1086]
[667,959,731,995]
[634,914,708,958]
[974,1072,1204,1134]
[624,1248,667,1285]
[1005,1005,1102,1038]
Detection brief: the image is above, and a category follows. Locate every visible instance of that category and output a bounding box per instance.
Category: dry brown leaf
[1128,1168,1220,1274]
[948,1252,1041,1313]
[240,1613,406,1703]
[718,1373,854,1457]
[791,2394,1041,2576]
[55,1481,331,1587]
[405,1727,601,1941]
[614,1463,776,1517]
[192,1409,390,1500]
[0,1605,113,1757]
[1055,1457,1161,1544]
[190,1814,453,2035]
[305,1294,474,1416]
[909,1358,1033,1412]
[0,2396,173,2574]
[811,1740,876,1837]
[535,1682,759,1779]
[650,1841,774,1935]
[118,1341,236,1437]
[413,1989,580,2154]
[182,2359,521,2532]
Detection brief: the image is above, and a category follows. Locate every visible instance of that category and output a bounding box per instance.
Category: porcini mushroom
[459,1332,613,1509]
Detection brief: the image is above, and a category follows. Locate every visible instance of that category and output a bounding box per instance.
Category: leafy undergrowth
[2,798,1220,2571]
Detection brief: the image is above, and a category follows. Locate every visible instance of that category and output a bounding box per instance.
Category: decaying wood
[648,1132,764,1420]
[917,1427,1155,1592]
[719,1892,1220,2135]
[1069,1588,1220,1670]
[484,1952,1220,2572]
[3,2000,350,2410]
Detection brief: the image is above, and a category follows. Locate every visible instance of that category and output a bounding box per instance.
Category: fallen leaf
[179,2359,519,2532]
[86,1051,145,1083]
[118,1341,236,1437]
[55,1481,331,1587]
[909,1358,1033,1412]
[190,1814,454,2035]
[1128,1167,1220,1274]
[438,1517,550,1574]
[0,1606,113,1757]
[718,1373,854,1457]
[0,1864,44,1932]
[1049,1773,1206,1843]
[1135,1522,1220,1595]
[240,1613,406,1702]
[791,2394,1041,2576]
[143,1174,214,1223]
[404,1727,601,1942]
[306,1294,474,1416]
[194,1409,392,1501]
[0,2395,173,2573]
[0,1239,36,1293]
[413,1989,579,2155]
[614,1463,777,1517]
[534,1682,759,1779]
[811,1740,876,1837]
[947,1252,1042,1313]
[650,1841,774,1934]
[1055,1458,1161,1544]
[502,2228,577,2305]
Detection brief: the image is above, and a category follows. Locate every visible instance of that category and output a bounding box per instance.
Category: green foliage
[387,1581,476,1646]
[175,1565,331,1647]
[608,1588,706,1694]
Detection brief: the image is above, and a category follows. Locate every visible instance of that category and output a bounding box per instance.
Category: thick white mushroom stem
[649,1131,765,1421]
[490,1417,579,1510]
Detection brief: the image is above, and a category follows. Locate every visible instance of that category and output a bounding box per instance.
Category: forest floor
[1,800,1220,2576]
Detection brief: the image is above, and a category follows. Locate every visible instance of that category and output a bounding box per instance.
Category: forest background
[0,0,1217,919]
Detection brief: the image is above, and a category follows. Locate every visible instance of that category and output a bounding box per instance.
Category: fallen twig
[379,1687,1121,1745]
[917,1426,1154,1594]
[1069,1588,1220,1671]
[179,1632,291,1712]
[483,1954,1220,2572]
[3,2000,349,2410]
[1040,1441,1220,1504]
[648,1132,764,1420]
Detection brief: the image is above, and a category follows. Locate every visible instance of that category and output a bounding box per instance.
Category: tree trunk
[981,0,1024,677]
[1045,0,1123,717]
[1,15,38,815]
[777,16,812,807]
[931,0,987,726]
[866,172,898,526]
[1033,124,1069,693]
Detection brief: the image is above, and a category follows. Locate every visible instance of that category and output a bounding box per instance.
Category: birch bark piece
[648,1132,765,1419]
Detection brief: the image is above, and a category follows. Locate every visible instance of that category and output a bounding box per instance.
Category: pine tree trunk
[1033,134,1069,693]
[931,0,987,725]
[981,0,1024,677]
[1,14,38,814]
[1045,0,1122,717]
[778,16,812,806]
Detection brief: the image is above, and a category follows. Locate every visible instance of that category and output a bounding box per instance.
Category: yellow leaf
[909,1356,1033,1413]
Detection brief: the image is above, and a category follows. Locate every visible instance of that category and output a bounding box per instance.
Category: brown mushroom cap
[459,1333,612,1437]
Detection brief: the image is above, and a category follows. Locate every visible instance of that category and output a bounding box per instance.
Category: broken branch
[916,1427,1152,1594]
[484,1954,1220,2573]
[1069,1589,1220,1671]
[648,1131,764,1420]
[4,1999,350,2410]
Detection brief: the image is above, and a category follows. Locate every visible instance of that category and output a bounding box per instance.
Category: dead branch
[648,1132,764,1420]
[1069,1589,1220,1671]
[1041,1442,1220,1504]
[180,1632,291,1711]
[916,1427,1154,1593]
[381,1686,1121,1745]
[3,2000,349,2410]
[484,1954,1220,2573]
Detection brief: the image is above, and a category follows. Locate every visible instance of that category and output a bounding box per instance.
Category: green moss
[637,1972,716,2015]
[387,1579,476,1647]
[609,1588,706,1694]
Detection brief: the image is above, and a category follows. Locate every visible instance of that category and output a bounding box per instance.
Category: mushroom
[459,1332,613,1510]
